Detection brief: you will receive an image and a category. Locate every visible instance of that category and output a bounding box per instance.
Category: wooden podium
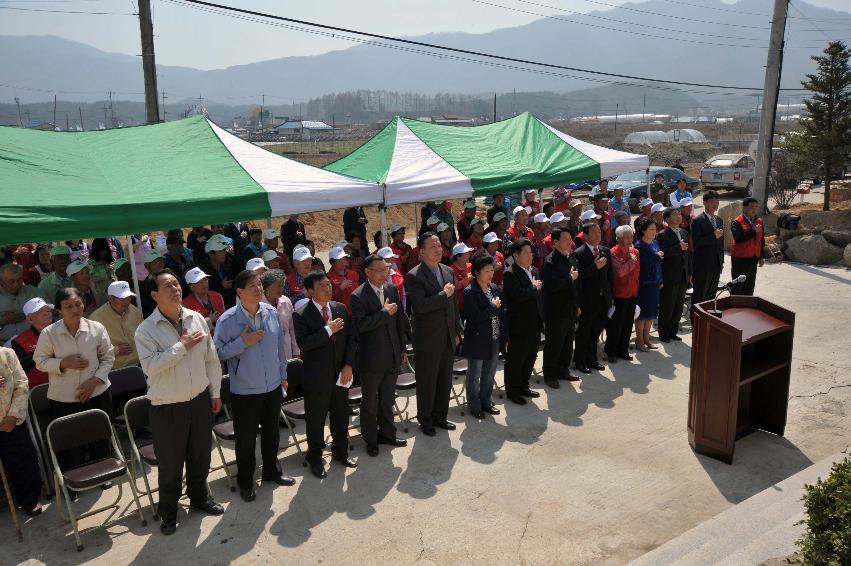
[688,296,795,464]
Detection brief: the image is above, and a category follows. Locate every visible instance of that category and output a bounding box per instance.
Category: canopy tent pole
[125,235,143,302]
[413,203,419,235]
[646,168,651,200]
[379,183,389,247]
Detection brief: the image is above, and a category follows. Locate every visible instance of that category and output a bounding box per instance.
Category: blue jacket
[213,301,287,395]
[460,283,507,360]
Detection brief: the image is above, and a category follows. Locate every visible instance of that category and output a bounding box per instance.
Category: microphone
[709,275,747,317]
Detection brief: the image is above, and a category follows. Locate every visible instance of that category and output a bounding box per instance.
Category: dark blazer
[350,282,410,374]
[570,243,613,310]
[293,300,357,394]
[691,212,724,272]
[502,263,543,336]
[460,283,507,360]
[541,248,579,320]
[657,227,690,283]
[405,262,462,352]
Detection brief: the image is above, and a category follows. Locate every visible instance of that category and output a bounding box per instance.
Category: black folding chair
[123,396,159,518]
[27,383,54,498]
[209,377,238,492]
[107,366,148,427]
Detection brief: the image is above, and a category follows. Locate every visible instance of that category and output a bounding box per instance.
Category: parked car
[700,154,755,195]
[611,167,701,211]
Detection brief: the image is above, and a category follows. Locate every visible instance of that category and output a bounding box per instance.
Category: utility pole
[615,103,619,134]
[642,94,646,123]
[108,91,115,126]
[161,90,168,120]
[197,93,204,115]
[79,106,84,130]
[66,114,70,131]
[752,0,789,214]
[260,93,265,128]
[14,97,22,127]
[493,93,497,122]
[138,0,160,123]
[53,94,57,128]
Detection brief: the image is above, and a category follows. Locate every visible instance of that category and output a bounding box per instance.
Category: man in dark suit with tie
[350,255,410,457]
[503,238,544,404]
[541,228,580,387]
[570,222,612,374]
[690,190,725,313]
[405,232,463,436]
[293,270,358,478]
[657,207,689,343]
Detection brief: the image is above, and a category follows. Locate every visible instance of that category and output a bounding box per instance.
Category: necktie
[322,305,330,323]
[377,285,384,306]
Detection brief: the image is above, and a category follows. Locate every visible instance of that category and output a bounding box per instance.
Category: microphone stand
[708,276,745,317]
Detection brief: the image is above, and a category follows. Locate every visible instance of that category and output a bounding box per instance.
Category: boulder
[717,200,742,252]
[783,234,844,265]
[822,229,851,248]
[845,244,851,268]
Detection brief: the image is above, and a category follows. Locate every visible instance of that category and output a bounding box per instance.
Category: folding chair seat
[451,358,468,415]
[46,408,147,551]
[394,372,416,433]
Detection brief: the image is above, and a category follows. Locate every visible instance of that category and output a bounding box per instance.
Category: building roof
[274,120,334,131]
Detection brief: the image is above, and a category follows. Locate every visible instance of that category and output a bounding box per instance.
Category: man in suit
[350,255,410,457]
[570,222,612,374]
[657,207,689,343]
[293,271,358,478]
[404,232,462,436]
[690,190,725,312]
[541,228,580,387]
[502,238,544,404]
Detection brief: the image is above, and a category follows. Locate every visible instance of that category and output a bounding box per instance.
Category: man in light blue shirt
[214,269,294,502]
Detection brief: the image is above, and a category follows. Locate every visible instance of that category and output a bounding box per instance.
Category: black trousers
[658,277,687,339]
[50,389,113,471]
[605,296,636,357]
[543,316,574,382]
[230,388,282,490]
[574,296,607,367]
[731,257,758,296]
[304,385,349,464]
[360,369,397,446]
[505,332,541,395]
[0,423,43,507]
[691,267,722,312]
[149,390,214,520]
[414,339,454,427]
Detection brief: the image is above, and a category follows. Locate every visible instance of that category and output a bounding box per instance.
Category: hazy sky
[0,0,850,70]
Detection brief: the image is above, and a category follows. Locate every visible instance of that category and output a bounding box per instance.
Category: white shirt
[369,282,385,305]
[312,299,334,337]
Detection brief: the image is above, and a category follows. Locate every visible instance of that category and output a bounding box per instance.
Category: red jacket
[610,244,640,298]
[328,268,360,311]
[11,328,49,387]
[183,291,225,335]
[451,261,473,309]
[391,241,418,276]
[731,214,764,258]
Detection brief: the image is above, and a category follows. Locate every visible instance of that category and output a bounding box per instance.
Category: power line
[167,0,809,92]
[789,0,833,42]
[0,5,132,14]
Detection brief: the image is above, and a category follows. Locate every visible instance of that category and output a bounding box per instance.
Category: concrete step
[630,451,844,566]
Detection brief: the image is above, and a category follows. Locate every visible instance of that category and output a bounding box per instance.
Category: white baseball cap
[66,259,89,277]
[107,280,135,299]
[329,246,349,261]
[548,212,566,224]
[334,239,350,249]
[23,297,52,316]
[651,203,665,213]
[426,216,440,226]
[452,242,474,256]
[377,246,398,259]
[483,232,500,244]
[263,228,278,240]
[580,209,600,222]
[679,197,694,207]
[436,222,450,233]
[493,211,507,223]
[144,249,163,263]
[464,199,477,209]
[512,205,531,217]
[292,245,312,262]
[246,257,267,271]
[641,198,654,208]
[533,212,548,223]
[261,250,279,263]
[205,234,232,253]
[389,223,404,234]
[185,266,209,285]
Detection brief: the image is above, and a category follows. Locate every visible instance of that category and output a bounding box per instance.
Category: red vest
[328,268,360,311]
[731,214,764,258]
[451,262,472,309]
[12,328,49,387]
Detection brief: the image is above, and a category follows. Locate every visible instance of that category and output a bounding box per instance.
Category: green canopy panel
[325,112,649,203]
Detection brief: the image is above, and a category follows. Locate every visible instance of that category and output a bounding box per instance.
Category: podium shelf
[721,307,792,344]
[739,357,788,386]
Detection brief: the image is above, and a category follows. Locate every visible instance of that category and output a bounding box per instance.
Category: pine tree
[800,41,851,211]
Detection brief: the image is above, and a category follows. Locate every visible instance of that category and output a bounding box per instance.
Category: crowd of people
[0,185,767,537]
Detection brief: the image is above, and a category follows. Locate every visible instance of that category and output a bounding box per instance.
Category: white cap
[679,197,694,207]
[329,246,349,261]
[246,257,267,271]
[66,259,89,277]
[483,232,500,244]
[640,198,654,208]
[292,245,312,262]
[426,216,440,226]
[452,242,474,256]
[651,203,665,213]
[549,212,566,224]
[377,246,398,259]
[261,250,279,263]
[389,223,404,234]
[106,280,135,299]
[334,239,350,249]
[533,212,548,223]
[512,205,531,217]
[144,249,163,263]
[263,228,278,240]
[23,297,52,316]
[580,209,600,222]
[185,266,209,285]
[436,222,450,233]
[493,211,507,223]
[612,184,625,192]
[205,234,232,253]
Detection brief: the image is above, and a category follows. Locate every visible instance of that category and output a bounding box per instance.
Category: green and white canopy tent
[324,112,649,203]
[0,114,381,246]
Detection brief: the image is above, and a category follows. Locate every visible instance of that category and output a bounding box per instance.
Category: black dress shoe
[606,355,618,364]
[483,405,501,415]
[561,372,581,382]
[508,394,527,405]
[191,497,225,515]
[239,487,256,502]
[333,454,358,468]
[264,474,296,486]
[367,444,379,457]
[670,335,682,342]
[160,517,177,536]
[23,502,43,517]
[420,424,436,436]
[434,420,456,431]
[310,462,327,479]
[470,410,485,419]
[589,361,606,371]
[575,365,591,375]
[545,379,560,389]
[377,436,407,447]
[660,337,671,343]
[521,388,540,398]
[618,353,634,361]
[348,406,360,416]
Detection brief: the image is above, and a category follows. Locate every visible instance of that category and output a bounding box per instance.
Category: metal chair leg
[211,433,236,492]
[0,461,23,542]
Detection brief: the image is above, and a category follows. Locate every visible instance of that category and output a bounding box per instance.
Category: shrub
[793,455,851,565]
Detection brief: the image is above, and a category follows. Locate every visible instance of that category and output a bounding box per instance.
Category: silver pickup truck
[700,153,755,195]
